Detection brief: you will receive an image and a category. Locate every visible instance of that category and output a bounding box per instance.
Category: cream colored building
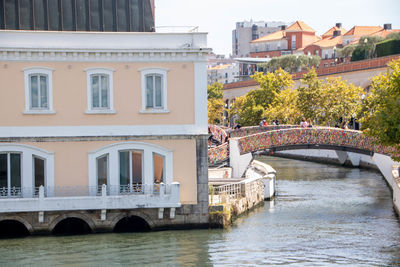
[0,30,210,233]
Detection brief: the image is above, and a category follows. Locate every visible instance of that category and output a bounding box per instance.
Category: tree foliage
[207,82,223,100]
[264,88,302,124]
[260,54,320,73]
[297,67,324,121]
[361,58,400,161]
[208,98,224,124]
[318,77,363,126]
[229,69,294,126]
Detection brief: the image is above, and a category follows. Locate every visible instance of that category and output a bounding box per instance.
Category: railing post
[101,184,107,197]
[171,182,180,204]
[160,183,165,198]
[39,185,45,200]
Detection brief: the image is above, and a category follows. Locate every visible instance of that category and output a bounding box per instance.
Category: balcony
[0,183,181,213]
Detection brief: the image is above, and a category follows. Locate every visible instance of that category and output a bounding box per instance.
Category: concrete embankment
[208,160,276,228]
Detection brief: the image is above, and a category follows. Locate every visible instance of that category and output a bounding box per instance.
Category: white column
[194,61,208,133]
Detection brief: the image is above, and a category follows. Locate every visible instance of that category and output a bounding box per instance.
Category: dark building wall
[0,0,154,32]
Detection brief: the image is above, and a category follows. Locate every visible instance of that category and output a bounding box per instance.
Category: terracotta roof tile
[286,21,315,32]
[344,26,383,36]
[322,26,347,38]
[250,30,286,43]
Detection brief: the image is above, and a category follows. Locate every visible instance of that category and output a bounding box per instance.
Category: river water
[1,156,400,267]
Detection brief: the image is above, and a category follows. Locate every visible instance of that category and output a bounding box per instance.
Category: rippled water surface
[1,156,400,266]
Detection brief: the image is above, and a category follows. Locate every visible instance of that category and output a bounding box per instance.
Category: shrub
[375,39,400,57]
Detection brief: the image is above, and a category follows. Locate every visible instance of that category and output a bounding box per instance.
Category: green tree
[208,98,224,124]
[297,68,324,121]
[319,77,363,126]
[260,54,320,73]
[229,68,294,126]
[207,82,223,100]
[361,58,400,160]
[338,44,356,58]
[229,95,264,126]
[264,88,302,124]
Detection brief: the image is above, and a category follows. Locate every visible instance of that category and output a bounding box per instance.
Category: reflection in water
[0,156,400,266]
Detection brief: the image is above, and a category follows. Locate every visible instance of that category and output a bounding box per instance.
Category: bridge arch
[50,213,94,235]
[112,211,154,233]
[0,216,33,237]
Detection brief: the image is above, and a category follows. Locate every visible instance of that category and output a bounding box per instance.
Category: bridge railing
[208,143,229,165]
[237,127,399,157]
[228,125,299,138]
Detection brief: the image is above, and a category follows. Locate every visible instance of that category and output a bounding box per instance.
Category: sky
[155,0,400,56]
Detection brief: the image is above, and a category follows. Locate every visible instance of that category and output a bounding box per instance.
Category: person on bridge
[300,117,308,128]
[307,119,313,127]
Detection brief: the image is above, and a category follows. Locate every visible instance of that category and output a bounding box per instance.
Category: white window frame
[0,144,54,197]
[140,68,169,114]
[85,68,115,114]
[23,67,55,114]
[88,142,173,190]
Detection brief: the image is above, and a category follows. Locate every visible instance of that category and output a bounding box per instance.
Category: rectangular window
[0,153,21,197]
[96,155,108,186]
[119,150,143,193]
[153,153,164,184]
[291,36,296,50]
[29,74,48,109]
[146,74,163,108]
[34,156,45,188]
[91,74,109,109]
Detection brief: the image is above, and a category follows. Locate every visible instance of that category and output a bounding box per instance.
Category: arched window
[85,68,115,114]
[140,68,169,113]
[88,142,173,193]
[0,144,54,198]
[23,67,55,114]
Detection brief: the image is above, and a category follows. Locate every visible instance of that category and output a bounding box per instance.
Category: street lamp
[364,38,368,60]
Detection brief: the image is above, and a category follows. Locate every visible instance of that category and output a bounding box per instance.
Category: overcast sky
[155,0,400,56]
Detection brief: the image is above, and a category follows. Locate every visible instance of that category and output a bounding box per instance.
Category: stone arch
[111,210,155,231]
[0,216,33,237]
[49,213,95,233]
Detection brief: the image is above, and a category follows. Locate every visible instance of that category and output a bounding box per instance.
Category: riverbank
[208,160,275,228]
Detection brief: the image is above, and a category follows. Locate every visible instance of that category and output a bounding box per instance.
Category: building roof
[322,26,347,39]
[286,21,315,32]
[371,28,400,38]
[250,30,286,43]
[307,36,343,49]
[343,26,383,36]
[208,64,232,70]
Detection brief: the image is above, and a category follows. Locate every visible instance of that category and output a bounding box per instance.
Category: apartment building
[0,0,210,235]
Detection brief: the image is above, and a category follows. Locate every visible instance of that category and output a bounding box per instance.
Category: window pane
[30,75,39,108]
[153,153,164,184]
[155,75,162,107]
[119,151,130,186]
[34,157,45,187]
[10,153,21,188]
[100,75,109,108]
[97,155,108,186]
[131,151,142,184]
[91,75,100,108]
[40,75,48,108]
[0,154,7,188]
[146,75,153,108]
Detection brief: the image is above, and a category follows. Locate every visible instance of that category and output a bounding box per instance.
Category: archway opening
[0,220,30,238]
[113,215,151,233]
[52,217,92,236]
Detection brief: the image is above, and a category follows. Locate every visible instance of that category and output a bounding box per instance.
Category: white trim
[85,68,115,113]
[194,62,208,132]
[140,68,168,113]
[0,144,54,196]
[0,124,206,138]
[23,67,54,114]
[88,141,173,189]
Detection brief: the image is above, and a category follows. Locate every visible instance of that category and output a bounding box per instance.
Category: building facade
[232,20,286,58]
[0,28,210,234]
[207,63,239,85]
